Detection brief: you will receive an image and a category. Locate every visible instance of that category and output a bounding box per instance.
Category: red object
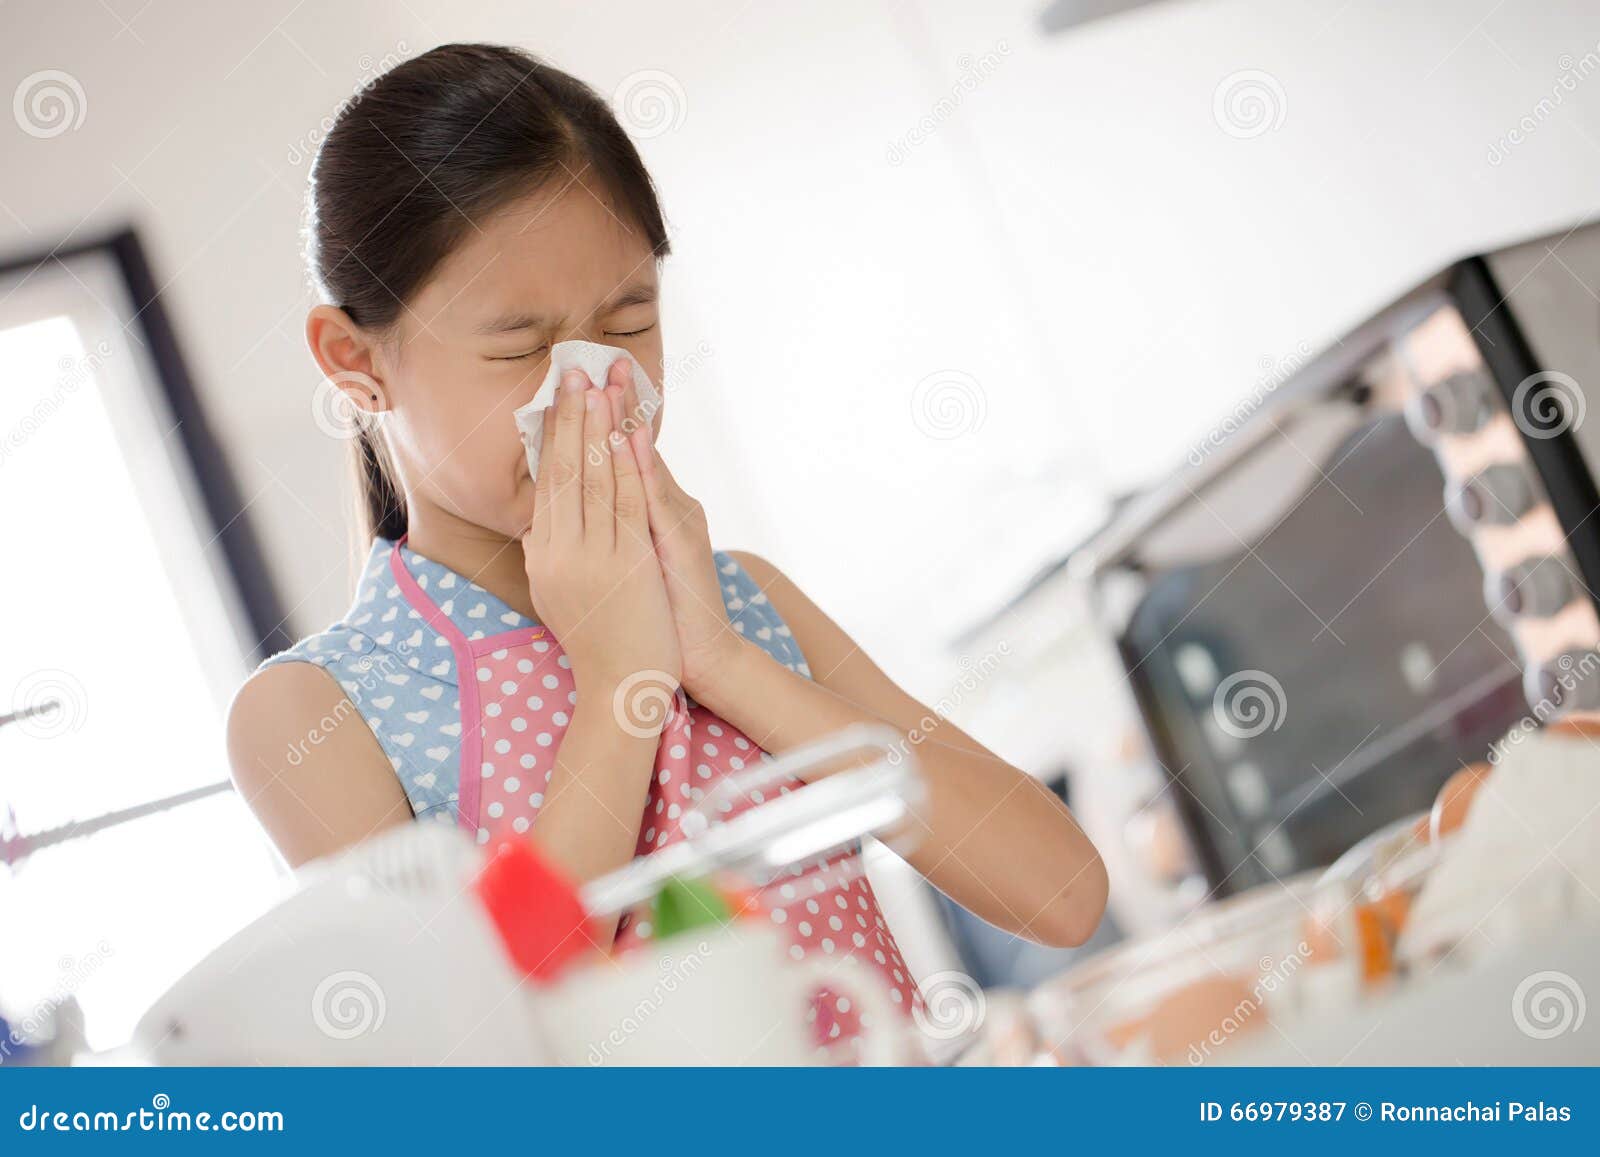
[473,838,600,981]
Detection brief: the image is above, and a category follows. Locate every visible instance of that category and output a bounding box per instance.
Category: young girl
[229,42,1106,1052]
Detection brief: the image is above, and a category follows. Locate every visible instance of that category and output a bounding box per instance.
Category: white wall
[4,0,1600,692]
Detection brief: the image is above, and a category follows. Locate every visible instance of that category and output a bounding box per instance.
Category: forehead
[418,177,658,330]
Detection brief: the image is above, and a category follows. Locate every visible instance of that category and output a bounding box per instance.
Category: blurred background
[3,0,1599,1064]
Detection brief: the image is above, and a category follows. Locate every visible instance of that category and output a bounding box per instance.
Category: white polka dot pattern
[255,536,919,1049]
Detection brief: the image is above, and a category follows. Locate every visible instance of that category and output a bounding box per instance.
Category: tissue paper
[512,340,660,479]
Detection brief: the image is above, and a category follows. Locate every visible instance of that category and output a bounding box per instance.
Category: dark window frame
[0,226,291,661]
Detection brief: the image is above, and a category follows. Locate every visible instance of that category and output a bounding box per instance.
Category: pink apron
[386,535,922,1053]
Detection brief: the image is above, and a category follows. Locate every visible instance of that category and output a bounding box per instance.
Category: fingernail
[562,369,585,395]
[584,389,599,411]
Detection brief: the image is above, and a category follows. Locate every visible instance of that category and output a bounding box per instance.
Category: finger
[609,412,649,547]
[632,417,677,499]
[530,404,557,545]
[581,382,616,550]
[617,362,654,446]
[550,368,589,539]
[520,527,541,598]
[632,422,692,544]
[616,365,675,505]
[605,378,626,431]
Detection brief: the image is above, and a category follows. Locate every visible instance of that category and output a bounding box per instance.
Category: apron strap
[388,534,469,649]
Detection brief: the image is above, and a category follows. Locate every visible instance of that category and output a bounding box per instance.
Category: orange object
[1430,763,1491,843]
[1368,886,1412,935]
[1102,1013,1151,1052]
[1352,902,1395,985]
[715,875,768,923]
[1547,714,1600,739]
[1146,974,1266,1064]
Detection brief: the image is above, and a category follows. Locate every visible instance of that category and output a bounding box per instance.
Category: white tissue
[511,340,660,478]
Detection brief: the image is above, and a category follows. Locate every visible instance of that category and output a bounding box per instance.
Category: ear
[305,304,391,415]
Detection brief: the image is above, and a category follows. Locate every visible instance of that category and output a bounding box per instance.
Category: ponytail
[351,424,407,546]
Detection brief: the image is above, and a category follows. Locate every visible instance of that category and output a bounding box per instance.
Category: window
[0,235,288,1053]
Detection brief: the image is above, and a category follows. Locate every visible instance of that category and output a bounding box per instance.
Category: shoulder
[228,658,351,754]
[226,657,372,806]
[713,550,811,676]
[720,551,890,701]
[720,549,813,635]
[228,644,410,867]
[721,549,820,626]
[722,549,778,587]
[253,618,428,700]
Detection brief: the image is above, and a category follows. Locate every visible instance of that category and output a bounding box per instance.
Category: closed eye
[490,344,550,362]
[604,324,656,339]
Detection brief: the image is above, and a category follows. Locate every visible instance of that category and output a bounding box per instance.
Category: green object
[651,875,733,938]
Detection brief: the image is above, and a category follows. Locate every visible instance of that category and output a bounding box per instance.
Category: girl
[229,42,1106,1052]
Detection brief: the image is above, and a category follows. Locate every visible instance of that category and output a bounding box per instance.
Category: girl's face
[371,175,664,540]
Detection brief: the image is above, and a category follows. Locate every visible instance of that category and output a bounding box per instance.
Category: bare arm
[228,661,655,941]
[523,701,659,941]
[226,662,413,869]
[691,552,1108,947]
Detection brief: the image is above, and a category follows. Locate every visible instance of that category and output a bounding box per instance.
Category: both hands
[522,358,744,718]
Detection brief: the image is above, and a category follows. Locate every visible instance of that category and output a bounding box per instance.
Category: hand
[613,374,744,699]
[523,361,680,709]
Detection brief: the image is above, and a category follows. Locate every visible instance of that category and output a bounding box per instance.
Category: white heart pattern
[260,542,813,854]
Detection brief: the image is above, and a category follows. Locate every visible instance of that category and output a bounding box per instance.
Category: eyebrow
[472,282,658,336]
[473,311,547,336]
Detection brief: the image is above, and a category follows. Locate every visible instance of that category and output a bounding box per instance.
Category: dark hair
[306,43,671,545]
